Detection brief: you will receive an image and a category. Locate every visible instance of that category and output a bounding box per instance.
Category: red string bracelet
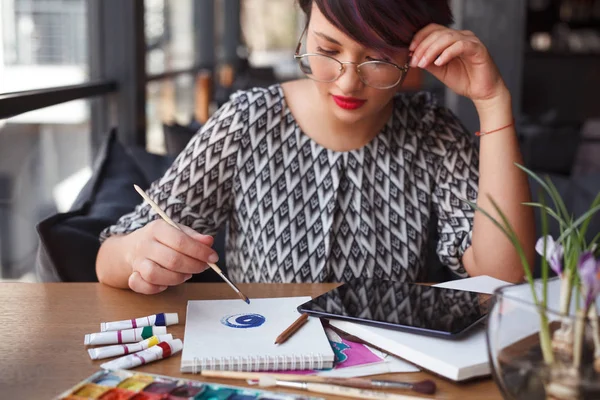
[475,119,515,137]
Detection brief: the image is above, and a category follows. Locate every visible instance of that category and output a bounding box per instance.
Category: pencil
[274,313,309,344]
[133,184,250,304]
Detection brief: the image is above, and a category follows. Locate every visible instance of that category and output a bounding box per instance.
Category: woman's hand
[409,24,507,105]
[124,220,216,294]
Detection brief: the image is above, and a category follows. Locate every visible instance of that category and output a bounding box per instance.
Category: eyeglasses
[294,31,411,90]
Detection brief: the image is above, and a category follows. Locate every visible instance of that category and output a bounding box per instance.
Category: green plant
[465,164,600,370]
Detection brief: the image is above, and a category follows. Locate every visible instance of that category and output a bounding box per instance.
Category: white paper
[433,275,512,294]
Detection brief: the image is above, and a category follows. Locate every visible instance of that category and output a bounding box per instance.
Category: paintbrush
[133,184,250,304]
[256,376,427,400]
[200,370,436,395]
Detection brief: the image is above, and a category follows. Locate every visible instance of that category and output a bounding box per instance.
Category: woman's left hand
[409,24,507,104]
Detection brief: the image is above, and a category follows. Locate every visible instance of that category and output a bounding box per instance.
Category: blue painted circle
[221,313,266,328]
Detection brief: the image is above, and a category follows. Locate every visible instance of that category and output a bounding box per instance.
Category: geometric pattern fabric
[101,84,479,283]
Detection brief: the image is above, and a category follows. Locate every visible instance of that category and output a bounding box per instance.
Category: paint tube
[100,313,179,332]
[84,326,167,346]
[87,334,173,360]
[100,339,183,370]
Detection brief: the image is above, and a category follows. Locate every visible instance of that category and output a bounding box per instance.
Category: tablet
[297,278,493,338]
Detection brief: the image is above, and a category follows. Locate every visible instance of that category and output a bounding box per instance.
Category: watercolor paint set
[55,369,322,400]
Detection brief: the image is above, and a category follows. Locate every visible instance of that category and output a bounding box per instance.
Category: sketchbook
[181,297,335,373]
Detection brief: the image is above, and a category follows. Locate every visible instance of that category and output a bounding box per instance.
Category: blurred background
[1,0,599,282]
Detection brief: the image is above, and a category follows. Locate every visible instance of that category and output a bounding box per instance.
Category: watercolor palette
[55,369,321,400]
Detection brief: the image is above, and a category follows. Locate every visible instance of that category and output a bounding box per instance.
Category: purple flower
[577,251,600,309]
[535,236,564,276]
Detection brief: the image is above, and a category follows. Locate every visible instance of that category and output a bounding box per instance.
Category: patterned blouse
[101,84,479,283]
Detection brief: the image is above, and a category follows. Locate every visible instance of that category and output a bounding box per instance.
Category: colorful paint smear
[222,393,260,400]
[330,336,381,368]
[278,327,384,376]
[98,388,137,400]
[55,369,321,400]
[129,392,169,400]
[193,386,237,400]
[93,371,128,387]
[143,381,178,394]
[73,383,110,398]
[117,375,155,391]
[168,383,204,398]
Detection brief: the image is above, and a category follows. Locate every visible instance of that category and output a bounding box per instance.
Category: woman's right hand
[124,219,218,294]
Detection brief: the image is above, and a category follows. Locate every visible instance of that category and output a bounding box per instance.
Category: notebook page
[181,297,334,372]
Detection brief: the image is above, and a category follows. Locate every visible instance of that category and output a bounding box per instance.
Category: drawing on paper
[220,313,266,329]
[331,340,351,363]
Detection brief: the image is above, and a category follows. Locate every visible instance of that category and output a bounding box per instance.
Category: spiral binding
[190,353,325,373]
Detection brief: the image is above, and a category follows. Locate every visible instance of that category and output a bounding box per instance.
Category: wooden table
[0,283,503,399]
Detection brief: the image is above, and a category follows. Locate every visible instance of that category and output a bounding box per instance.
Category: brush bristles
[412,379,437,394]
[238,292,250,304]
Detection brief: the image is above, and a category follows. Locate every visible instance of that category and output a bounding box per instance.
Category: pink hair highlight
[298,0,453,57]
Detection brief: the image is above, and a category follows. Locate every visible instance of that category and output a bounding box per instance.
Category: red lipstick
[332,95,366,110]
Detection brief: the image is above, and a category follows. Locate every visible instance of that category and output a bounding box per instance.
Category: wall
[447,0,526,133]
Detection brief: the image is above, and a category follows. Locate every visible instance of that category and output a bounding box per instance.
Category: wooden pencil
[133,184,250,304]
[274,313,309,344]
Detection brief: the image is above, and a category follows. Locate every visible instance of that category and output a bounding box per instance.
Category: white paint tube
[100,313,179,332]
[84,326,167,346]
[100,339,183,370]
[87,334,173,360]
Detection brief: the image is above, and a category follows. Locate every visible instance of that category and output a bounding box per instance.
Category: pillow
[36,129,149,282]
[36,129,226,283]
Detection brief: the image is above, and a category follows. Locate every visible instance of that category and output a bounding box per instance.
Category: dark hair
[297,0,453,56]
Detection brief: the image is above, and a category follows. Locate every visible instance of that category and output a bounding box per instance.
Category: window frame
[1,0,215,153]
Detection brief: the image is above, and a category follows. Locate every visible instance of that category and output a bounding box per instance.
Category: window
[145,0,195,76]
[0,0,106,282]
[241,0,303,80]
[0,0,88,93]
[0,0,238,281]
[0,99,92,280]
[144,0,199,153]
[146,74,196,154]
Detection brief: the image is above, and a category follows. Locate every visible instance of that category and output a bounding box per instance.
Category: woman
[97,0,534,294]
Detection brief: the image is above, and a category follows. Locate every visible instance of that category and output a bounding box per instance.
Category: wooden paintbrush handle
[133,185,250,304]
[207,262,223,274]
[324,377,373,389]
[306,382,422,400]
[201,370,328,383]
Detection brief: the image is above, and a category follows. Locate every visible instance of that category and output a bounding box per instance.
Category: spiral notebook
[181,297,335,373]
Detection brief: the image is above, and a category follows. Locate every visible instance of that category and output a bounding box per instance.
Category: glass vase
[486,280,600,400]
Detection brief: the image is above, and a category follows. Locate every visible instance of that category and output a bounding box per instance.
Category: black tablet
[297,278,493,338]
